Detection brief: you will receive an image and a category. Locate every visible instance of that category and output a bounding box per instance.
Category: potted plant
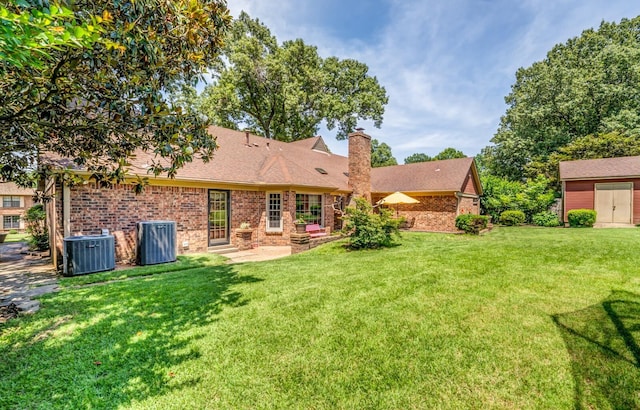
[294,217,306,233]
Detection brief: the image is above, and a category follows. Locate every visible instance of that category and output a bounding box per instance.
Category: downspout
[62,182,71,275]
[48,178,57,268]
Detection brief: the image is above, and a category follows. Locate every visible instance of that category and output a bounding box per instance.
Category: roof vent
[343,172,349,177]
[315,167,328,175]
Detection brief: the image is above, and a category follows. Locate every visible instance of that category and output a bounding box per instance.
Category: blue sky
[225,1,640,162]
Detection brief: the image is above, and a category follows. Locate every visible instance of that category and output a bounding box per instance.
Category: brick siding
[54,182,338,263]
[372,194,460,232]
[348,131,372,201]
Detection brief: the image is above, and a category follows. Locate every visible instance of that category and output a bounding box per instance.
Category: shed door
[595,183,632,224]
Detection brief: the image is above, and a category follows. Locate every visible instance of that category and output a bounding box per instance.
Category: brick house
[44,126,481,264]
[560,156,640,226]
[0,182,35,232]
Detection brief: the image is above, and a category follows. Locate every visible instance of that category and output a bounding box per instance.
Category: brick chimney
[348,128,371,202]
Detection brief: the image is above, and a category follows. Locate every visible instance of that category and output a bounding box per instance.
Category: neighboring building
[43,126,482,264]
[559,156,640,226]
[0,182,35,232]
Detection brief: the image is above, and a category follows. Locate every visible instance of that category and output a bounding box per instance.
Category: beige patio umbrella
[377,191,419,217]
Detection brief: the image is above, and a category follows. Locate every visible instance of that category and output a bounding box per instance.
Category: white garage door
[595,182,632,224]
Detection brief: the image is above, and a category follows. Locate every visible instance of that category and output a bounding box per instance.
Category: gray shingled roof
[559,156,640,180]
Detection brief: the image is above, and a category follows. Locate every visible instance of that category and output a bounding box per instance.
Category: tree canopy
[371,139,397,168]
[0,2,103,69]
[486,16,640,180]
[1,0,231,187]
[404,148,465,164]
[197,12,389,141]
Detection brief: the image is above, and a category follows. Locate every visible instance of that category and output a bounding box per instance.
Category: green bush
[499,210,525,226]
[532,211,561,227]
[342,198,400,249]
[481,175,556,223]
[567,209,597,228]
[24,204,49,251]
[8,229,18,234]
[455,214,489,234]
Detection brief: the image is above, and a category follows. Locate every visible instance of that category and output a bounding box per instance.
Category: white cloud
[225,0,640,161]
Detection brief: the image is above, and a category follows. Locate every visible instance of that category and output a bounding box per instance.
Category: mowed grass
[2,227,640,409]
[3,232,30,243]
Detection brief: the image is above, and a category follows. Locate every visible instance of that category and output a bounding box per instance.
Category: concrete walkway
[0,242,58,320]
[224,246,292,264]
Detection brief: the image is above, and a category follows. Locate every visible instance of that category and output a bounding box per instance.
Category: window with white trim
[2,196,21,208]
[3,215,20,230]
[266,192,283,232]
[296,194,323,225]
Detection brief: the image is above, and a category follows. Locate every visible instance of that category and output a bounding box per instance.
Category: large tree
[1,0,231,187]
[0,2,103,68]
[486,16,640,180]
[403,148,465,164]
[198,12,388,141]
[371,139,397,168]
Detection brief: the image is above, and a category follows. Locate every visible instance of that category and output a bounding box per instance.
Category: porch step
[208,245,240,255]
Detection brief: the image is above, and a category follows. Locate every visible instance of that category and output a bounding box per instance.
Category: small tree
[342,198,400,249]
[24,204,48,251]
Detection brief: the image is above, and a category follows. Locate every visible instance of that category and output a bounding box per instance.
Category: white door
[595,183,633,224]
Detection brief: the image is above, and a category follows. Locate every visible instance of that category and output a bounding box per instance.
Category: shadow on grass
[0,263,261,409]
[553,290,640,409]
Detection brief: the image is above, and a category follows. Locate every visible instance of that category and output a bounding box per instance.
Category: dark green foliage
[526,131,640,191]
[198,12,388,141]
[24,203,48,250]
[500,210,525,226]
[1,0,231,187]
[532,211,561,227]
[481,175,556,222]
[371,139,397,168]
[433,148,466,161]
[568,209,597,228]
[455,214,489,234]
[342,198,400,249]
[403,148,466,164]
[486,17,640,180]
[404,153,432,164]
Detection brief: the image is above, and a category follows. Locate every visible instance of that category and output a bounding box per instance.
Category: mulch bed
[0,303,19,324]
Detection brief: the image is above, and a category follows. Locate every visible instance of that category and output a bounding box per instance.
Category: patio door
[209,190,229,245]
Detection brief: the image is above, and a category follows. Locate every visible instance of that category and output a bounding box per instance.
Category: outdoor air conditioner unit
[136,221,177,266]
[63,235,116,276]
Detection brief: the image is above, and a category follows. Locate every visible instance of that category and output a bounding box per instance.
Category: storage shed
[559,156,640,226]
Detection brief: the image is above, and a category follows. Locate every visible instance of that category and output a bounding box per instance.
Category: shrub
[532,211,561,227]
[8,229,18,234]
[342,198,400,249]
[499,210,525,226]
[481,175,556,223]
[455,214,489,234]
[24,204,49,251]
[567,209,597,228]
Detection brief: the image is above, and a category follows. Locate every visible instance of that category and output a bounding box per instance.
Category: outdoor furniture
[400,217,415,229]
[305,224,327,238]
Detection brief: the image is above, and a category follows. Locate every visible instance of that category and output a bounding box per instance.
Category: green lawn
[2,227,640,409]
[3,232,30,243]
